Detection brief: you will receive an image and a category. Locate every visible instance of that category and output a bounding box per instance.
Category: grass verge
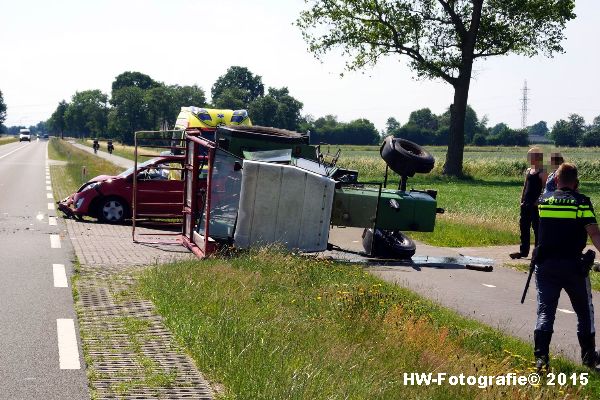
[139,248,599,399]
[0,136,18,146]
[79,138,159,161]
[48,138,124,199]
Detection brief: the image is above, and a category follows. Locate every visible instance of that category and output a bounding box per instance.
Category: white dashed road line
[50,234,61,249]
[46,185,52,191]
[482,284,496,288]
[46,180,51,185]
[47,193,54,199]
[56,319,81,370]
[49,217,57,226]
[52,264,68,288]
[48,203,55,211]
[0,144,28,160]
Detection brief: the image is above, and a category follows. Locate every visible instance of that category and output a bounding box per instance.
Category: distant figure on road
[534,163,600,372]
[107,140,114,155]
[92,139,100,154]
[510,147,547,259]
[543,152,564,194]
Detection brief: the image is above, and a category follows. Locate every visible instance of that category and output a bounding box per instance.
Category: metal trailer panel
[234,160,335,252]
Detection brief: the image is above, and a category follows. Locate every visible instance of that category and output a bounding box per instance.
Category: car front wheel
[98,197,128,223]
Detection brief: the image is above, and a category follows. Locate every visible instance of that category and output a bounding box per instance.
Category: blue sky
[1,0,598,131]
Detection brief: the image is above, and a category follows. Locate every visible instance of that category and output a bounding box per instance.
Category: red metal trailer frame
[180,132,218,258]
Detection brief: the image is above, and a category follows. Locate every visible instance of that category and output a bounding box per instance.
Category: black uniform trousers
[534,258,595,359]
[519,203,539,256]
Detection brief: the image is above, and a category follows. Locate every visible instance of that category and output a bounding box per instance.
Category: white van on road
[19,129,31,142]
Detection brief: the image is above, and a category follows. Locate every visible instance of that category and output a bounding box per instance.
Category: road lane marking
[46,185,52,191]
[50,234,61,248]
[46,193,53,199]
[49,217,57,226]
[53,264,68,288]
[56,319,81,370]
[48,203,55,210]
[0,144,28,160]
[558,308,575,314]
[46,180,51,185]
[482,284,496,288]
[36,213,44,221]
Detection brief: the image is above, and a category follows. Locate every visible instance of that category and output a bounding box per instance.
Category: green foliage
[108,86,147,144]
[486,125,529,146]
[212,87,248,110]
[0,89,6,126]
[528,120,549,137]
[386,105,491,146]
[408,108,439,131]
[111,71,157,92]
[211,66,264,106]
[249,87,304,130]
[582,117,600,146]
[550,114,585,146]
[297,0,575,176]
[48,100,68,137]
[303,115,380,145]
[63,90,109,138]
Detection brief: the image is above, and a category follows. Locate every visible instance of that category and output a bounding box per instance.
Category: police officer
[534,163,600,371]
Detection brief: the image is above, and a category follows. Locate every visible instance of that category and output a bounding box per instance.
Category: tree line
[2,68,598,148]
[383,106,530,147]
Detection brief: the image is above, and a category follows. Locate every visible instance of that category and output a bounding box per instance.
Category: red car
[58,156,199,223]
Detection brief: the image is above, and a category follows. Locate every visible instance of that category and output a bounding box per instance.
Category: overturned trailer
[134,107,442,259]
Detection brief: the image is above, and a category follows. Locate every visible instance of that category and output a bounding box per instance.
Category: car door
[135,160,184,217]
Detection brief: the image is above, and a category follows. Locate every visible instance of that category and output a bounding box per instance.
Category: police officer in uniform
[534,163,600,371]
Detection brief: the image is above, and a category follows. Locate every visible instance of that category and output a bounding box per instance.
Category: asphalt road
[0,139,88,399]
[328,227,600,363]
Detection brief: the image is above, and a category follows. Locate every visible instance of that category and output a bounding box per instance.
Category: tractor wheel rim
[103,201,123,221]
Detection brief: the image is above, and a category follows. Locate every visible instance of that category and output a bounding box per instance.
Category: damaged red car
[58,156,194,223]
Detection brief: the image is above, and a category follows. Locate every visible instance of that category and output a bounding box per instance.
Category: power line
[521,80,529,129]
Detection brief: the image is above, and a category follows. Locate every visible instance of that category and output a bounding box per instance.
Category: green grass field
[140,249,600,399]
[335,144,600,247]
[0,136,18,146]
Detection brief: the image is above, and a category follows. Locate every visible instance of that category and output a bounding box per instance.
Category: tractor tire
[362,228,416,259]
[98,196,129,224]
[380,135,435,176]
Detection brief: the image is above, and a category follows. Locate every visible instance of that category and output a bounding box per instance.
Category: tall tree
[528,120,549,137]
[550,114,585,147]
[211,66,264,106]
[408,108,439,131]
[112,71,157,92]
[173,85,206,108]
[249,87,304,130]
[108,86,148,144]
[0,89,7,127]
[212,88,249,110]
[297,0,575,176]
[64,90,108,137]
[48,100,68,138]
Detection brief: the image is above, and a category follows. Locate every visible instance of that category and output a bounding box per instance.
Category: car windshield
[117,158,160,178]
